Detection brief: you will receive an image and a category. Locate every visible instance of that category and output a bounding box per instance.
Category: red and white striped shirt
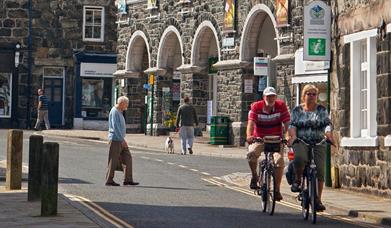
[248,100,290,138]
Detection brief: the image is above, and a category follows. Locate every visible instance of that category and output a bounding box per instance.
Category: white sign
[80,63,116,77]
[303,1,331,61]
[304,60,330,71]
[162,87,170,92]
[222,37,235,47]
[207,100,213,124]
[244,79,253,93]
[254,57,269,76]
[173,71,181,80]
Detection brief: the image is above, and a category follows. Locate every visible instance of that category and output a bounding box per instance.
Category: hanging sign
[303,1,331,61]
[275,0,289,27]
[223,0,236,31]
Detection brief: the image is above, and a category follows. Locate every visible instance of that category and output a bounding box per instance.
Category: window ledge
[385,135,391,147]
[340,136,378,147]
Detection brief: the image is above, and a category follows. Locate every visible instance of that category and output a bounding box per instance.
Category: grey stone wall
[331,0,391,197]
[0,0,117,128]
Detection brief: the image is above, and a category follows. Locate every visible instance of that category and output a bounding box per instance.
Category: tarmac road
[0,130,379,228]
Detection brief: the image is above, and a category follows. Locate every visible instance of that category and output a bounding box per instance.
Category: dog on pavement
[165,137,174,154]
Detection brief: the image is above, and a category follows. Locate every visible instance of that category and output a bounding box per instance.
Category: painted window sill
[340,136,378,147]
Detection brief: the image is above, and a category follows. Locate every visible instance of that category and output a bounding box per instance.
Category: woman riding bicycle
[287,84,334,211]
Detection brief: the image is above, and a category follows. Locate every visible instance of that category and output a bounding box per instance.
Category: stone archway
[240,4,279,62]
[191,21,220,130]
[155,26,184,131]
[126,31,151,72]
[240,4,279,101]
[124,31,151,133]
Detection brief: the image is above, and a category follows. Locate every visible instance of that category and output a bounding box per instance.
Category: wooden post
[28,135,43,201]
[41,142,59,216]
[6,129,23,190]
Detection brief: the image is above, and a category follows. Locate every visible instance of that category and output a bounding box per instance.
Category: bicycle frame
[295,138,328,224]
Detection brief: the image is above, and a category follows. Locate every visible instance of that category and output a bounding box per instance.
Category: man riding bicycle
[246,87,290,201]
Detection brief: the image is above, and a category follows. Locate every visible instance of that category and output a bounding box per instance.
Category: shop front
[74,52,117,130]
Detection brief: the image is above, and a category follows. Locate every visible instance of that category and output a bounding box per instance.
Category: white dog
[165,137,174,154]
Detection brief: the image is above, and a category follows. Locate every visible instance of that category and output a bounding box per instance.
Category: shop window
[0,73,12,118]
[83,6,104,42]
[82,78,112,119]
[341,30,378,147]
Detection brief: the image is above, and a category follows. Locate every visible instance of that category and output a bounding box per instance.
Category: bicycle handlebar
[293,137,332,147]
[252,137,288,145]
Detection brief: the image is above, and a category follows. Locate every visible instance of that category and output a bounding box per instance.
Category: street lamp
[15,42,21,68]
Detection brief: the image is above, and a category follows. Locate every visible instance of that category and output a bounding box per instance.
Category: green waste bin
[210,116,229,145]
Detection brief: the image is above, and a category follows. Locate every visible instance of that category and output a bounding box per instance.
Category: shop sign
[244,79,253,93]
[80,63,116,77]
[303,1,331,61]
[254,57,269,76]
[222,37,235,48]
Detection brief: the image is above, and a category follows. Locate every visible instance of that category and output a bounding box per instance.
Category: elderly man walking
[106,96,139,186]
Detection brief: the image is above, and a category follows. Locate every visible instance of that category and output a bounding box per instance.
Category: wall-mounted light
[15,42,21,68]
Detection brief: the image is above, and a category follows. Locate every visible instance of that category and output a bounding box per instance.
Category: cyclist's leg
[291,141,309,191]
[314,144,327,209]
[273,144,285,199]
[247,142,263,189]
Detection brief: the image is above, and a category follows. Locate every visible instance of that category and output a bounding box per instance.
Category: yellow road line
[201,178,381,228]
[64,194,133,228]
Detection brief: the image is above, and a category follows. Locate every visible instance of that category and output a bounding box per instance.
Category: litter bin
[210,116,229,145]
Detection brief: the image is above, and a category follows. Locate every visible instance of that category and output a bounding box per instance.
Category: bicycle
[253,136,286,215]
[293,137,330,224]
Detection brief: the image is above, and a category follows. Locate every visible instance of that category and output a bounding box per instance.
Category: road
[0,130,378,227]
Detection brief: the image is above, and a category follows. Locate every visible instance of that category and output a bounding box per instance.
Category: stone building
[116,0,330,141]
[331,0,391,197]
[0,0,117,130]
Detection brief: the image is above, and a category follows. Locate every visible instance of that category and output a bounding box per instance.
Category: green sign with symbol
[308,38,326,56]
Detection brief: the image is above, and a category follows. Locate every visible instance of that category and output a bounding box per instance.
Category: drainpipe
[26,0,33,129]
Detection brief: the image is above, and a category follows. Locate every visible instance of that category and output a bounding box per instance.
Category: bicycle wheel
[265,169,276,215]
[260,169,268,212]
[310,172,318,224]
[301,174,309,220]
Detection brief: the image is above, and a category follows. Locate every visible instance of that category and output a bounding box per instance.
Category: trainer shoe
[188,148,193,155]
[291,181,301,192]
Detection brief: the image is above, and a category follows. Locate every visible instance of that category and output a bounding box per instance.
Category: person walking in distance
[246,87,290,201]
[34,88,50,130]
[176,96,198,155]
[106,96,139,186]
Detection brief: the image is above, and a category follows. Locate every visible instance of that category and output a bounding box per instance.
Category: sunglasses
[306,93,317,96]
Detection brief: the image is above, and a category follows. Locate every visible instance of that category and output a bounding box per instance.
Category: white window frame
[341,29,378,147]
[83,6,105,42]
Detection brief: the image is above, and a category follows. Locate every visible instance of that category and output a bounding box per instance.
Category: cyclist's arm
[246,119,255,144]
[283,121,290,140]
[287,126,297,146]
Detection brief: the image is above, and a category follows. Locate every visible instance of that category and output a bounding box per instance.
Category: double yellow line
[202,178,381,228]
[64,194,133,228]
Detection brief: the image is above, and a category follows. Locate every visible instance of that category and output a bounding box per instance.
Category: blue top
[108,107,126,141]
[289,104,332,144]
[39,95,49,110]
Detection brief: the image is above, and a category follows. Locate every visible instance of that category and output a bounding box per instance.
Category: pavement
[1,129,391,227]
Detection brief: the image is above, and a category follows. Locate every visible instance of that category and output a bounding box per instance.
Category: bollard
[6,129,23,190]
[28,135,43,201]
[41,142,59,216]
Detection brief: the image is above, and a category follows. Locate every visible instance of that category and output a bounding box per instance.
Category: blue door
[44,78,63,127]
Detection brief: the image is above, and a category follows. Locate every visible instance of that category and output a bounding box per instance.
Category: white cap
[263,87,277,96]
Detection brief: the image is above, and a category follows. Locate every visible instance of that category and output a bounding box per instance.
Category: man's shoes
[316,199,326,211]
[123,181,139,186]
[188,148,193,155]
[275,191,283,201]
[291,181,301,192]
[105,181,120,186]
[250,176,259,190]
[33,128,39,131]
